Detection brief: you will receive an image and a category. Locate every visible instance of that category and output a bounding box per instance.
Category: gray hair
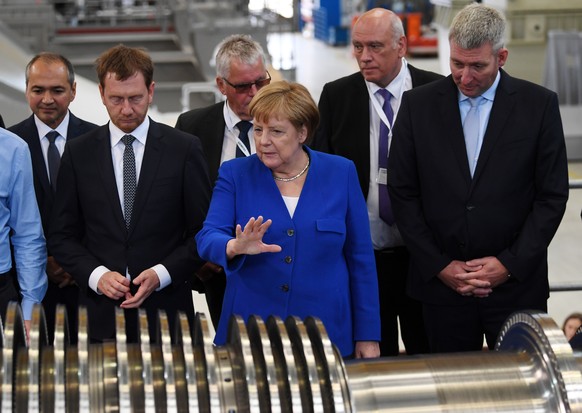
[387,11,405,49]
[215,34,266,79]
[449,3,506,52]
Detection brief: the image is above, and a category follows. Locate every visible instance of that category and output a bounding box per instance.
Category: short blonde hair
[249,81,319,143]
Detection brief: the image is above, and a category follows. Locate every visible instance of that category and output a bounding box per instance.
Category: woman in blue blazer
[196,81,380,358]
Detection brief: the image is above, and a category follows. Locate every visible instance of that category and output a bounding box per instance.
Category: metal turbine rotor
[1,302,582,412]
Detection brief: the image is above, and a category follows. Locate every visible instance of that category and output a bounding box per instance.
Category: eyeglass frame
[222,71,271,94]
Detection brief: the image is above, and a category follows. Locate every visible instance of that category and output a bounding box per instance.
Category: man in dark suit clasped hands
[49,45,211,343]
[312,8,443,356]
[388,3,569,353]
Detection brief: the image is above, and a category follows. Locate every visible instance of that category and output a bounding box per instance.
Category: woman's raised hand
[226,216,282,259]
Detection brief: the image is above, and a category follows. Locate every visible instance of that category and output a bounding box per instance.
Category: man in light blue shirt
[0,127,48,334]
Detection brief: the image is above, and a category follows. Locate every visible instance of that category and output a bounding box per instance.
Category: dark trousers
[422,300,548,353]
[202,269,226,329]
[0,269,20,324]
[375,247,429,356]
[42,282,79,345]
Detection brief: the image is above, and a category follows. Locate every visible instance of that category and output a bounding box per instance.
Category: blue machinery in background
[313,0,351,46]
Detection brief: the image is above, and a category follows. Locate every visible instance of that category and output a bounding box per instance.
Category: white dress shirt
[35,111,70,178]
[366,58,411,249]
[88,118,171,293]
[221,100,256,163]
[458,70,500,166]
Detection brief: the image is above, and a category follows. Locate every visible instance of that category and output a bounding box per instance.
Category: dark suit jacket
[9,113,98,238]
[388,70,569,308]
[312,65,443,198]
[0,114,4,129]
[175,102,228,296]
[48,118,212,341]
[175,102,226,186]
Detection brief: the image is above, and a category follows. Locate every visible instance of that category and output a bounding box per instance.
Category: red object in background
[400,12,438,56]
[351,11,438,57]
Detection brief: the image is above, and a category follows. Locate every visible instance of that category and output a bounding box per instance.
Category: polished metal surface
[2,303,582,412]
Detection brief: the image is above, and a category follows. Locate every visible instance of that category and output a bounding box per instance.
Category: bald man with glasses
[175,34,270,328]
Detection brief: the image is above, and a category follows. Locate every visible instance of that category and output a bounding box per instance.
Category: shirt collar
[223,100,250,131]
[458,70,501,103]
[367,57,408,97]
[109,116,150,147]
[35,111,70,140]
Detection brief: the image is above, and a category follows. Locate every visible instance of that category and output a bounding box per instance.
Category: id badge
[377,168,388,185]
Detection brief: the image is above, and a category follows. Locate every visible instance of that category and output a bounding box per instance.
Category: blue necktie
[46,131,60,193]
[463,97,483,177]
[121,134,136,230]
[236,121,252,158]
[377,88,395,225]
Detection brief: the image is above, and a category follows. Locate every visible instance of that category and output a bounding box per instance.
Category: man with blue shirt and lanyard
[313,8,443,356]
[388,3,568,353]
[0,127,48,336]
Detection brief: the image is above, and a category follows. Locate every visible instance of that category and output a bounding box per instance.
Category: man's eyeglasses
[222,72,271,94]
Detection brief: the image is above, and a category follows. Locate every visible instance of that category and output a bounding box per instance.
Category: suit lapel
[409,65,423,87]
[67,113,82,137]
[352,74,372,172]
[472,71,515,184]
[23,117,53,196]
[206,103,227,181]
[96,125,127,233]
[129,119,163,235]
[437,77,473,188]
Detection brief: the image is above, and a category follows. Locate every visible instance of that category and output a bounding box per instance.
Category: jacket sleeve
[344,162,381,341]
[48,144,102,292]
[496,91,568,280]
[195,161,246,272]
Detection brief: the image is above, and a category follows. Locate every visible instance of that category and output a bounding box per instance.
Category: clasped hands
[97,268,160,308]
[226,216,282,259]
[438,257,510,298]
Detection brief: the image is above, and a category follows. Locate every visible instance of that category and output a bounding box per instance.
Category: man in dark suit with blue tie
[48,45,211,343]
[312,8,443,356]
[388,3,569,353]
[175,34,271,328]
[9,53,98,344]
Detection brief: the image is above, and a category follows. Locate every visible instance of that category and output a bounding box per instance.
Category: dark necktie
[121,134,136,230]
[376,88,395,225]
[463,96,483,177]
[235,121,252,158]
[46,131,61,193]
